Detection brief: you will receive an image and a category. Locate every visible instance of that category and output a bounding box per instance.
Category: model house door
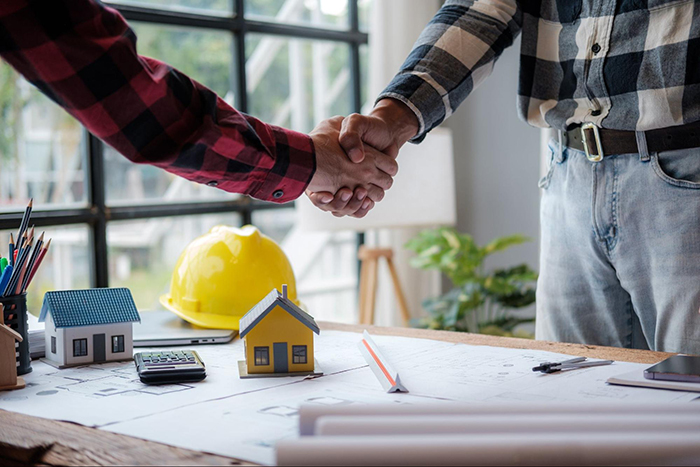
[93,334,106,362]
[273,342,288,373]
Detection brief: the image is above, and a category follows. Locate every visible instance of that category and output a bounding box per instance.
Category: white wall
[443,36,541,315]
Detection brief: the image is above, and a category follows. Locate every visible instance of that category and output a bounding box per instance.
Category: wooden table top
[0,322,674,466]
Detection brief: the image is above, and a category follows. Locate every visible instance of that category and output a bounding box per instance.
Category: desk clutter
[1,224,699,465]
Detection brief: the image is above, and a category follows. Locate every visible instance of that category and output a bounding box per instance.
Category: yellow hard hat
[160,225,299,330]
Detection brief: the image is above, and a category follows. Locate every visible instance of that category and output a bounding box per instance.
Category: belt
[565,121,700,162]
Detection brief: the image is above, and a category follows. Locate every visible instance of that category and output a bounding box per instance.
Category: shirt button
[591,109,601,116]
[273,190,284,199]
[206,180,218,187]
[591,43,601,54]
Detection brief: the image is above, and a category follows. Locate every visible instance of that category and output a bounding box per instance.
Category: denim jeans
[536,137,700,354]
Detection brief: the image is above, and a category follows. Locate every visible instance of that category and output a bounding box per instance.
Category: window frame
[73,338,88,357]
[51,336,56,354]
[292,345,307,364]
[0,0,368,289]
[254,346,269,366]
[112,335,125,353]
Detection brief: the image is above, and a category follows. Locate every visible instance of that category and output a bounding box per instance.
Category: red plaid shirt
[0,0,315,203]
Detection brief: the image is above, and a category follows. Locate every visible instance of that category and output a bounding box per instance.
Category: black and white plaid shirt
[379,0,700,141]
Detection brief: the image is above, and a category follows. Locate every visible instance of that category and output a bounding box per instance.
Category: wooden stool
[358,246,410,325]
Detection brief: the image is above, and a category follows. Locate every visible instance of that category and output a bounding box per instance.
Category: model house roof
[39,288,141,328]
[239,288,319,338]
[0,324,22,342]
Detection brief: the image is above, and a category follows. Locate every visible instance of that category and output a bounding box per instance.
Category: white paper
[1,330,698,465]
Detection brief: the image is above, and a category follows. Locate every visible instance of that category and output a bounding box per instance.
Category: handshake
[305,99,419,218]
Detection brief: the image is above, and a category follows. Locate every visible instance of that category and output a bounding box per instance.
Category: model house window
[254,347,269,366]
[292,345,307,364]
[112,335,125,353]
[51,336,56,354]
[73,338,88,357]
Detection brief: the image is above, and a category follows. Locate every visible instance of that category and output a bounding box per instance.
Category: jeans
[536,137,700,354]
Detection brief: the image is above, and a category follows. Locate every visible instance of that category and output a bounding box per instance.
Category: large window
[0,0,369,317]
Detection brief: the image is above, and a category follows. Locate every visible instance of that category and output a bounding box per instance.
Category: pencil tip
[45,238,51,248]
[9,233,13,242]
[28,199,33,207]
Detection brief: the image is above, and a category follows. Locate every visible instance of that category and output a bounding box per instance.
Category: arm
[378,0,522,144]
[0,0,314,203]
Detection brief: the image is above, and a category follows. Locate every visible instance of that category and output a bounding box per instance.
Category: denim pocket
[651,147,700,189]
[538,142,558,190]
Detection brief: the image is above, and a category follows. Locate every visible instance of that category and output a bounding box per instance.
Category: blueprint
[1,330,698,465]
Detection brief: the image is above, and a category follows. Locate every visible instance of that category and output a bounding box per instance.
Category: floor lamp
[297,128,456,326]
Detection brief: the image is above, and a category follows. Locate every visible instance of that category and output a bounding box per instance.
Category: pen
[533,357,613,374]
[0,256,6,273]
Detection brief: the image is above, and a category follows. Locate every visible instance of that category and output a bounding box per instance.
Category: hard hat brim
[159,294,242,330]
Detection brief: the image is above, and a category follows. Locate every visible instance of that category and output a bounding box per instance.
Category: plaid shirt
[380,0,700,141]
[0,0,315,203]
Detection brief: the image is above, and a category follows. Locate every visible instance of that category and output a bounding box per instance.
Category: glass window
[254,346,269,366]
[107,213,242,310]
[112,335,125,353]
[51,336,56,354]
[292,345,307,364]
[0,64,87,211]
[108,0,233,16]
[0,226,91,316]
[246,35,352,133]
[73,338,88,357]
[358,0,372,31]
[246,0,349,29]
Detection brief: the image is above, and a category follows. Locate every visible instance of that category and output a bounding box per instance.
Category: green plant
[405,228,538,336]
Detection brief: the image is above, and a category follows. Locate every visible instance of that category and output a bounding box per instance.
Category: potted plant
[405,228,537,337]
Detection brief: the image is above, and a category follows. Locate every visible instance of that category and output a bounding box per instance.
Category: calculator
[134,350,207,385]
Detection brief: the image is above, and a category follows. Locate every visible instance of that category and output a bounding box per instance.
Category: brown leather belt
[565,120,700,162]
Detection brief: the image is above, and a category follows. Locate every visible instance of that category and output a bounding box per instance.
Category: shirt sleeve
[0,0,315,203]
[377,0,522,142]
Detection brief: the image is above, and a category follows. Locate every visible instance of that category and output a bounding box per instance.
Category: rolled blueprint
[298,402,700,435]
[316,413,700,436]
[276,432,700,466]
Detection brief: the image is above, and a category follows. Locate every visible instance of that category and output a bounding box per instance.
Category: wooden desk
[0,322,674,466]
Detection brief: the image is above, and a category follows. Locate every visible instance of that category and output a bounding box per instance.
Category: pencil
[4,239,32,296]
[21,232,43,292]
[8,233,14,266]
[27,226,35,245]
[17,198,32,243]
[25,238,50,291]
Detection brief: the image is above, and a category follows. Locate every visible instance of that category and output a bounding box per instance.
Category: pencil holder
[2,293,31,375]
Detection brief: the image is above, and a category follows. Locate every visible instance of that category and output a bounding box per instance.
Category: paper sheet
[1,330,698,465]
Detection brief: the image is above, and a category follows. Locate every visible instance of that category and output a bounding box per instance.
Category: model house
[0,304,25,391]
[39,288,141,369]
[239,285,320,377]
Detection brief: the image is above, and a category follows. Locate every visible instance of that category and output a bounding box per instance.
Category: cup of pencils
[1,199,51,375]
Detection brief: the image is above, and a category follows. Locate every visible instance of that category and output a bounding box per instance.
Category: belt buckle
[581,122,603,162]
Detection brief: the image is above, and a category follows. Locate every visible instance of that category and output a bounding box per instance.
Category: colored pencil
[25,238,50,291]
[8,233,14,266]
[4,239,32,296]
[0,265,12,294]
[21,232,43,292]
[17,198,32,244]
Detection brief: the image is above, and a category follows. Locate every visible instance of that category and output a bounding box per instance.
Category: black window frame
[292,345,307,364]
[254,346,269,366]
[51,336,56,354]
[0,0,368,288]
[73,338,88,357]
[112,334,125,353]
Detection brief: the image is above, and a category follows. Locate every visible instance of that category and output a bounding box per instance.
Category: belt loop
[636,131,650,162]
[557,130,564,163]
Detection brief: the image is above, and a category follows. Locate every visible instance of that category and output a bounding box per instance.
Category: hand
[306,100,419,217]
[307,116,398,217]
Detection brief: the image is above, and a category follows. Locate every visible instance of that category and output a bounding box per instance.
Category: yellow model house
[238,285,321,378]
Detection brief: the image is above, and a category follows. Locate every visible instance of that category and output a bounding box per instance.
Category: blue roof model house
[39,288,140,368]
